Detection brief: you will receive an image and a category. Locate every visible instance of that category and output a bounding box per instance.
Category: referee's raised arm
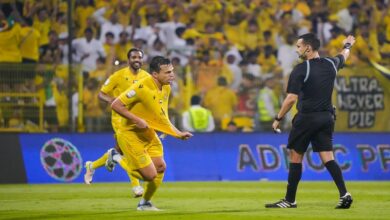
[340,35,356,61]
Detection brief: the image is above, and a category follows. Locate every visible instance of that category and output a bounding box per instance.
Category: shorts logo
[126,90,136,98]
[40,138,83,182]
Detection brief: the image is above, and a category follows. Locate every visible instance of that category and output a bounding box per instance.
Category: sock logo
[40,138,83,182]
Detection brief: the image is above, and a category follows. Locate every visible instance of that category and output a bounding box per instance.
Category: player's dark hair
[298,33,321,51]
[149,56,171,73]
[127,48,144,59]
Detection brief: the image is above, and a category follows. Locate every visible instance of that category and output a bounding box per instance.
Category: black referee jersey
[287,54,345,113]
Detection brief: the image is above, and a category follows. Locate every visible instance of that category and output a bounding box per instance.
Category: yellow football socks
[143,172,164,201]
[91,152,108,169]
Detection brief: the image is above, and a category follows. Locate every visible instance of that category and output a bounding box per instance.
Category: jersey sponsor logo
[103,79,110,86]
[126,90,136,98]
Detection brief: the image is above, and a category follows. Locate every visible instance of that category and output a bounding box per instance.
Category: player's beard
[130,61,142,71]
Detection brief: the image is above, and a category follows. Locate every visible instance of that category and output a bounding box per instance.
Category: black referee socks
[285,163,302,203]
[325,160,347,197]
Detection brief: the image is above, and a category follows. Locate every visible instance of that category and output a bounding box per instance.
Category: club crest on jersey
[103,79,110,86]
[126,90,136,98]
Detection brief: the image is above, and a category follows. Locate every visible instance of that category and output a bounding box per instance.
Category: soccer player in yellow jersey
[111,56,193,211]
[84,48,149,197]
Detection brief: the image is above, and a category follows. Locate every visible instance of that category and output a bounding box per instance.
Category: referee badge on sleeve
[126,90,136,98]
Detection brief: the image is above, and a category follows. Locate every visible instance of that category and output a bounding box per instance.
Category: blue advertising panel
[19,133,390,183]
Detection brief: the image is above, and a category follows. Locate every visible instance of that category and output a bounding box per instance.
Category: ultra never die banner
[333,65,390,131]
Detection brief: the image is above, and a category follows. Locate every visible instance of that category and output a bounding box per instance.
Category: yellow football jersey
[101,67,150,131]
[118,76,179,138]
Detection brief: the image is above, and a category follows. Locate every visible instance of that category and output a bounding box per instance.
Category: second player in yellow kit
[84,48,148,197]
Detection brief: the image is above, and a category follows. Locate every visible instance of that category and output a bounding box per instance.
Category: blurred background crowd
[0,0,389,133]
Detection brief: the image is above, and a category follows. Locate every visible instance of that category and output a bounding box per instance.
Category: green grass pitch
[0,181,389,220]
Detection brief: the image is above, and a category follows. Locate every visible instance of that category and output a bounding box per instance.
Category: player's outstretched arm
[170,122,193,140]
[340,35,356,62]
[111,98,148,129]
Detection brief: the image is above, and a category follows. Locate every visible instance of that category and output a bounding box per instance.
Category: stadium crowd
[0,0,389,132]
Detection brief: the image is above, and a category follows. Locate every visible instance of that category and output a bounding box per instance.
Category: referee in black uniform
[265,33,355,209]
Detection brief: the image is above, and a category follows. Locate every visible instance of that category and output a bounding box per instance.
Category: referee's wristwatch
[343,43,352,50]
[274,115,283,121]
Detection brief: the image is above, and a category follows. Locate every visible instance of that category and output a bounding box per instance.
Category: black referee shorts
[287,111,334,154]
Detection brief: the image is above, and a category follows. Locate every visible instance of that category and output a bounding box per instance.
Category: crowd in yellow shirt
[0,0,388,132]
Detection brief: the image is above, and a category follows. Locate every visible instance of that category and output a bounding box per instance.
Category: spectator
[11,5,41,64]
[74,0,96,38]
[168,26,193,66]
[33,64,58,132]
[83,78,104,132]
[203,76,237,129]
[52,78,68,132]
[226,120,239,132]
[0,10,22,63]
[8,108,24,129]
[277,33,299,90]
[258,45,281,75]
[182,95,215,132]
[156,10,185,50]
[240,19,261,55]
[93,5,124,44]
[257,74,280,132]
[115,31,132,63]
[336,2,360,34]
[148,38,167,62]
[246,51,262,78]
[236,73,258,118]
[138,15,167,49]
[39,30,61,64]
[32,8,51,47]
[89,57,108,85]
[225,54,242,92]
[72,28,105,76]
[51,12,68,37]
[102,31,115,65]
[194,50,222,93]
